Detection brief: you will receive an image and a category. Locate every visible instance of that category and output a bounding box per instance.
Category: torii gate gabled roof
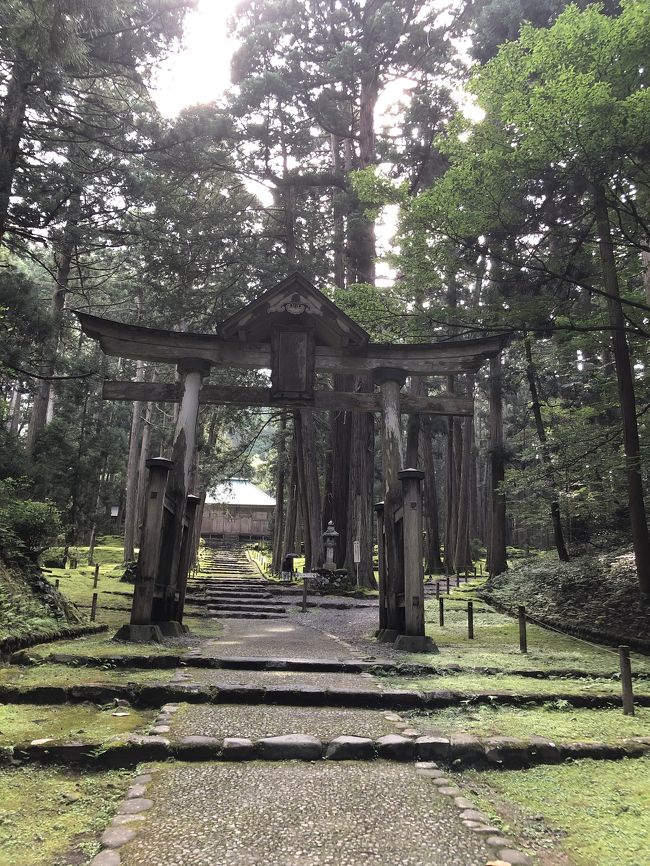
[219,272,370,348]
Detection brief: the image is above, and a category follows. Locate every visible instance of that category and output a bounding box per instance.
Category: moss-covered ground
[0,562,81,645]
[463,756,650,866]
[0,662,170,688]
[0,765,132,866]
[480,547,650,648]
[0,703,155,745]
[406,703,650,741]
[414,579,650,676]
[383,668,650,697]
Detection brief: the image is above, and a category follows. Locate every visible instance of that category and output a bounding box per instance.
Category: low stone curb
[13,651,648,683]
[2,680,647,711]
[0,623,107,658]
[414,760,533,866]
[88,762,164,866]
[6,731,650,769]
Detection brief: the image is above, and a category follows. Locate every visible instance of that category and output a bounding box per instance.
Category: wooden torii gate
[76,273,505,648]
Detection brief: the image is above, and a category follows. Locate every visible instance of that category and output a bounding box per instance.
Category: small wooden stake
[90,592,98,622]
[456,573,460,587]
[55,578,60,590]
[302,575,308,613]
[619,645,634,715]
[518,605,528,654]
[467,601,474,639]
[446,576,450,594]
[479,563,483,575]
[93,564,100,588]
[438,598,444,627]
[435,581,440,599]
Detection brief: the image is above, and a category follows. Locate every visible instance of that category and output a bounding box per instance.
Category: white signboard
[353,540,361,564]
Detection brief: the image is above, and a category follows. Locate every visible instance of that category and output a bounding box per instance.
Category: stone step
[193,577,266,585]
[205,610,289,620]
[205,591,274,600]
[207,602,287,613]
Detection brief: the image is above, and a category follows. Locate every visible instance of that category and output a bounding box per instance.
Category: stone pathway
[198,618,362,661]
[88,555,534,866]
[118,762,492,866]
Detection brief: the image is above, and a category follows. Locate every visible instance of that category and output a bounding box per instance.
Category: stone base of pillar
[157,621,189,637]
[394,634,438,654]
[377,628,399,643]
[113,624,164,643]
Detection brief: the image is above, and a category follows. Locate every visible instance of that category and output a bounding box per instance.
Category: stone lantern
[322,521,339,570]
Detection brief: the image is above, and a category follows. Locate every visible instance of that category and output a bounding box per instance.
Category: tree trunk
[421,418,443,573]
[453,380,474,572]
[0,53,33,241]
[593,183,650,598]
[330,133,346,289]
[488,356,508,576]
[377,374,405,631]
[283,425,298,556]
[123,361,147,563]
[344,375,376,588]
[299,409,323,569]
[355,68,378,284]
[25,184,82,456]
[6,386,21,435]
[294,411,311,568]
[406,377,424,467]
[524,335,570,562]
[641,248,650,306]
[136,402,152,532]
[272,412,288,574]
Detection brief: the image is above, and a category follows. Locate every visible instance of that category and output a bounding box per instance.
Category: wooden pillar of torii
[76,273,506,646]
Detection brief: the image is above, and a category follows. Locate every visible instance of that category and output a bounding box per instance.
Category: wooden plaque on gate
[271,326,315,400]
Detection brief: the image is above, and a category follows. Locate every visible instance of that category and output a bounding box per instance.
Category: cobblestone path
[102,606,499,866]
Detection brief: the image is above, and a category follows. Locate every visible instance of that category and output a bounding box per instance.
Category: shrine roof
[205,478,276,507]
[218,272,370,348]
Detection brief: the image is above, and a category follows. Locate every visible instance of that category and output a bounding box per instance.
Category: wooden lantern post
[395,468,438,653]
[115,456,173,642]
[175,493,202,625]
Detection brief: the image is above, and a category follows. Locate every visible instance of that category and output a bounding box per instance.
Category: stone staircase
[187,545,288,620]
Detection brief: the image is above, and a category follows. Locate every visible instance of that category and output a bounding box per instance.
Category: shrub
[0,479,61,564]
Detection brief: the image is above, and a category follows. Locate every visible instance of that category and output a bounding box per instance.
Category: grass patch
[0,703,154,746]
[0,764,131,866]
[415,580,650,676]
[464,756,650,866]
[26,631,186,658]
[383,670,650,698]
[406,703,650,741]
[0,663,171,688]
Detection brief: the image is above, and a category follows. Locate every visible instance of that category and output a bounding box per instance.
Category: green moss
[0,663,170,688]
[464,757,650,866]
[407,704,650,741]
[384,669,650,698]
[409,586,650,676]
[0,562,77,643]
[0,764,131,866]
[0,703,155,746]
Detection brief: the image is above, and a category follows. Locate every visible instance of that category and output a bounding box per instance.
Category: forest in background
[1,0,649,600]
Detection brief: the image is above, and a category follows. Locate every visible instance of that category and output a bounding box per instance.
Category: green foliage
[0,765,132,866]
[466,757,650,866]
[0,479,60,564]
